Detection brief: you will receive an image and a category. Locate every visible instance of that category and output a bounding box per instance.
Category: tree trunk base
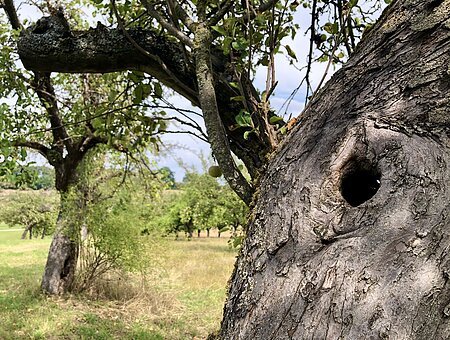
[41,232,78,295]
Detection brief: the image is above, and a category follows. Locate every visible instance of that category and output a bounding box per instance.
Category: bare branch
[11,140,50,159]
[153,130,209,143]
[139,0,194,48]
[161,116,207,139]
[165,0,196,32]
[31,73,74,152]
[111,0,198,101]
[2,0,21,30]
[305,0,318,103]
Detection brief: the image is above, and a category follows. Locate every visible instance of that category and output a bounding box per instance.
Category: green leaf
[285,45,297,60]
[211,25,227,36]
[223,37,233,55]
[231,39,248,51]
[269,116,284,125]
[230,96,245,102]
[133,85,143,104]
[235,111,253,128]
[324,22,339,34]
[229,82,240,90]
[154,82,163,97]
[20,148,27,160]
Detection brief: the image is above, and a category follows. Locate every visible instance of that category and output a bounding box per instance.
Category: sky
[12,1,385,181]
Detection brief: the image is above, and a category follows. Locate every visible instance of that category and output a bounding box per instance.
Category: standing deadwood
[218,0,450,338]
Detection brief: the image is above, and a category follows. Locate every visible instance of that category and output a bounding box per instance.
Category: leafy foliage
[0,9,169,187]
[0,190,58,238]
[0,165,55,190]
[70,150,165,291]
[152,172,248,243]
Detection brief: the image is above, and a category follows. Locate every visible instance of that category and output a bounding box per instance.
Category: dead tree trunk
[218,1,450,338]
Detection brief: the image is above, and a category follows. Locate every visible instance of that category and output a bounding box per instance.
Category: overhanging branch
[17,14,275,184]
[12,140,51,159]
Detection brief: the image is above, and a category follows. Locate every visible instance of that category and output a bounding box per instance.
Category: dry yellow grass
[0,231,237,339]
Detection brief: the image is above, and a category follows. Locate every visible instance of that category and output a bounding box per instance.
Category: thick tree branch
[194,23,254,205]
[12,140,50,159]
[31,73,73,152]
[17,17,274,184]
[18,21,199,105]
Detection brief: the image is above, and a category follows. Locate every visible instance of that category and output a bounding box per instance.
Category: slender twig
[165,0,196,32]
[160,116,207,139]
[208,0,233,26]
[305,0,318,104]
[112,0,198,100]
[154,130,209,143]
[139,0,194,47]
[2,0,21,30]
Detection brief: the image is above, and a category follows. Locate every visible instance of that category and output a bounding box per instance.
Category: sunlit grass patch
[0,227,237,339]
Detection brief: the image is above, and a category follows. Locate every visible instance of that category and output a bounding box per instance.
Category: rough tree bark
[41,192,79,295]
[218,0,450,338]
[40,158,86,295]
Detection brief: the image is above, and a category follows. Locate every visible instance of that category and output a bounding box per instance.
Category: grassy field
[0,229,237,339]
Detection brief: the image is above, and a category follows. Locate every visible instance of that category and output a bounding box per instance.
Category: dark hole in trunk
[340,158,381,207]
[61,254,72,279]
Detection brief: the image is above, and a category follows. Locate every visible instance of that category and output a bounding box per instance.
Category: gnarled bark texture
[15,0,450,334]
[219,0,450,338]
[41,210,78,295]
[41,159,85,295]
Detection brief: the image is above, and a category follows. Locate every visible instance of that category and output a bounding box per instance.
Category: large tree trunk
[41,191,80,295]
[219,1,450,338]
[41,158,85,295]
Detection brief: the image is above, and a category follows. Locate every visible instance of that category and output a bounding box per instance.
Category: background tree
[157,166,176,189]
[0,3,177,295]
[0,190,58,239]
[154,172,248,239]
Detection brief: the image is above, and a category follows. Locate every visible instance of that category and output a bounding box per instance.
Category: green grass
[0,230,237,339]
